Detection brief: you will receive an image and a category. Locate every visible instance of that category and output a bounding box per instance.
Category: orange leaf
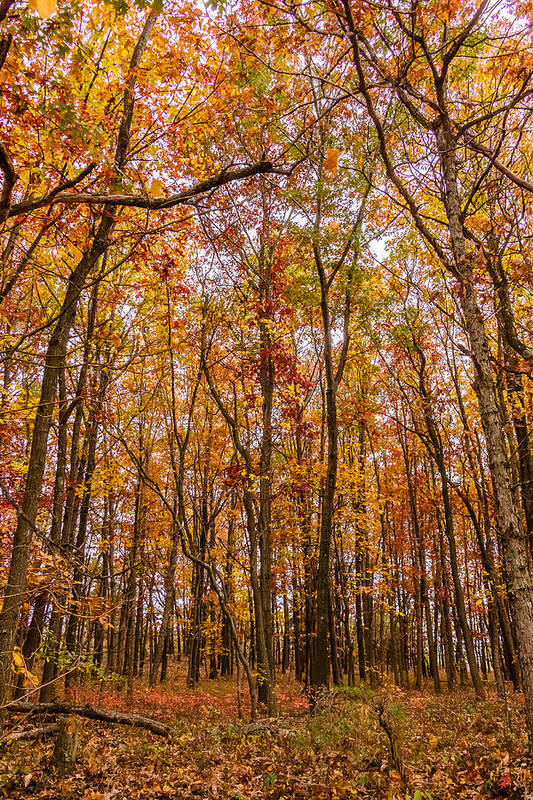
[323,148,341,177]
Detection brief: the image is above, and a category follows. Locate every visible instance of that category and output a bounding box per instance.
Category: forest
[0,0,532,797]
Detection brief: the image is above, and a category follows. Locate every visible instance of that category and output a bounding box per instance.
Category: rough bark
[50,716,80,775]
[10,702,176,737]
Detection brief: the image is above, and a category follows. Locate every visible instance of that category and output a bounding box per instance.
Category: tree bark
[11,702,176,737]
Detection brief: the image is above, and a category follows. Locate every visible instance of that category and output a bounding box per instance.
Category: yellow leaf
[11,647,26,673]
[22,670,39,688]
[149,178,165,197]
[67,717,78,735]
[29,0,57,18]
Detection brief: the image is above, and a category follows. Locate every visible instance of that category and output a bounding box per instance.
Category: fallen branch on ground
[8,702,176,738]
[375,701,409,792]
[0,722,60,744]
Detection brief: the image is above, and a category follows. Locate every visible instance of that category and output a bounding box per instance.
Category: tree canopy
[0,0,532,795]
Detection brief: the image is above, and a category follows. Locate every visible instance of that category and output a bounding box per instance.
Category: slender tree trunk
[413,353,484,697]
[0,9,159,713]
[436,115,533,739]
[150,521,179,685]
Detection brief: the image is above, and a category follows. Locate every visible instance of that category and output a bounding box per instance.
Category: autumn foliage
[0,0,532,797]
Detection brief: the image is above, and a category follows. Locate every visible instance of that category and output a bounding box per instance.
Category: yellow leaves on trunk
[28,0,57,19]
[11,646,39,688]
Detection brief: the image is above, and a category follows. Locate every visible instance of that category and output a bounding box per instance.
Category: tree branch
[8,161,274,218]
[8,702,176,738]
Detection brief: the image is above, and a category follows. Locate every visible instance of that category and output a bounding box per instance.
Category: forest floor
[1,670,532,800]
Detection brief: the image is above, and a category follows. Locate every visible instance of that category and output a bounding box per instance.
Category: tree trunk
[50,716,80,776]
[0,9,159,714]
[437,116,533,740]
[150,521,179,685]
